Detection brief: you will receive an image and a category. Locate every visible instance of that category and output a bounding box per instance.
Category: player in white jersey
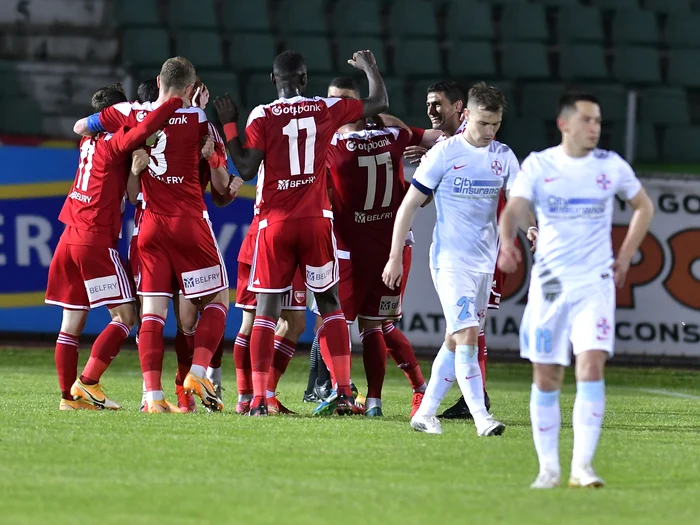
[499,92,654,489]
[384,83,532,436]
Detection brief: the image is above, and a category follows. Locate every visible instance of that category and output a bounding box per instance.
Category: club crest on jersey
[597,173,611,190]
[596,317,611,340]
[294,291,306,303]
[491,160,503,176]
[452,177,502,196]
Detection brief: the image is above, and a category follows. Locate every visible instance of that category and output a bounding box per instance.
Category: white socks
[530,384,561,475]
[572,380,606,470]
[206,366,222,384]
[189,364,207,378]
[366,397,382,411]
[455,344,488,426]
[415,344,455,417]
[146,390,165,403]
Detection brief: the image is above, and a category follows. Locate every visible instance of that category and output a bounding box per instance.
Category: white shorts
[520,275,616,367]
[431,268,492,335]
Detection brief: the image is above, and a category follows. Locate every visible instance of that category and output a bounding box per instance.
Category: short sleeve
[408,126,425,147]
[99,102,132,133]
[411,143,445,194]
[508,153,537,202]
[613,153,642,201]
[322,97,364,129]
[208,122,228,162]
[504,149,521,192]
[244,106,266,150]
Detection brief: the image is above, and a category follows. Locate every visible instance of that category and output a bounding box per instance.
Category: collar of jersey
[271,95,313,104]
[552,144,595,164]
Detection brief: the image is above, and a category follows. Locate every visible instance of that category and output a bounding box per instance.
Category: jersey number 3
[282,117,317,176]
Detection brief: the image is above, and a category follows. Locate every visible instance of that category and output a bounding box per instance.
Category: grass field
[1,348,699,525]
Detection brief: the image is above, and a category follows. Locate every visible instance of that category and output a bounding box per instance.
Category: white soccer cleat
[410,414,443,434]
[476,415,506,437]
[569,465,605,488]
[530,470,561,489]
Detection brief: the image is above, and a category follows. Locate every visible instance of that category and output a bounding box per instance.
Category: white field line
[639,388,700,400]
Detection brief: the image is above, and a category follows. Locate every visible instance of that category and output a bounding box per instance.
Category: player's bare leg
[359,318,388,416]
[139,296,180,412]
[383,321,427,417]
[248,292,283,416]
[71,303,136,410]
[55,309,94,410]
[234,309,255,413]
[182,288,228,411]
[570,350,607,488]
[266,310,305,415]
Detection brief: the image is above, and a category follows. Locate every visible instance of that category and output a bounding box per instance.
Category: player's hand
[193,84,210,109]
[497,240,521,274]
[404,146,428,164]
[527,227,539,253]
[229,176,244,198]
[348,50,378,71]
[382,256,403,290]
[213,94,239,124]
[200,135,215,159]
[612,254,632,288]
[131,149,149,174]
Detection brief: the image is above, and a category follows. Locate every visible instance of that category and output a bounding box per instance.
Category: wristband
[207,154,224,170]
[223,123,238,141]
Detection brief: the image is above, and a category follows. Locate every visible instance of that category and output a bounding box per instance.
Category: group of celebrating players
[45,47,655,489]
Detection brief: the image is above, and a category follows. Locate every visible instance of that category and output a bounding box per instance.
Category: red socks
[139,314,166,391]
[360,327,387,399]
[478,331,487,387]
[383,322,426,391]
[192,303,227,368]
[316,325,337,387]
[322,310,351,396]
[234,333,253,396]
[250,316,276,401]
[80,320,130,385]
[267,336,296,394]
[174,329,194,386]
[210,338,225,369]
[55,332,79,400]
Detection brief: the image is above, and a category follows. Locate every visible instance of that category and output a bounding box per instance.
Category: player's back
[245,95,364,225]
[59,134,130,243]
[328,126,410,250]
[517,146,641,287]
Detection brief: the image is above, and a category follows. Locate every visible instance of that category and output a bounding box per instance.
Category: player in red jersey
[76,58,232,412]
[47,84,185,410]
[214,49,388,416]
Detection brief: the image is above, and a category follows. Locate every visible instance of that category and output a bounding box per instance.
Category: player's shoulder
[246,104,267,126]
[591,147,626,165]
[523,146,560,165]
[488,139,517,159]
[174,105,207,123]
[107,101,134,116]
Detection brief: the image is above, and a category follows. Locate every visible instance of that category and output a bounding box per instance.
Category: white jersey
[412,133,519,273]
[510,145,642,289]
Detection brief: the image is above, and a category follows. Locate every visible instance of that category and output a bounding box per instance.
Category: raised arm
[213,95,264,182]
[348,51,388,118]
[115,98,183,153]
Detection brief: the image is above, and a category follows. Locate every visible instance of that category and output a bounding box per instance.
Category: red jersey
[61,98,184,245]
[99,100,219,218]
[327,126,423,251]
[244,95,364,225]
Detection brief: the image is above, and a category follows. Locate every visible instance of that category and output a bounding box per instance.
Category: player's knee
[280,312,306,341]
[358,319,381,332]
[60,309,88,336]
[452,326,478,346]
[533,364,565,391]
[257,293,282,320]
[238,310,255,335]
[575,350,607,382]
[314,288,340,315]
[110,304,137,329]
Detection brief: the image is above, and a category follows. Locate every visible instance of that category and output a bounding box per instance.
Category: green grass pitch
[1,348,699,525]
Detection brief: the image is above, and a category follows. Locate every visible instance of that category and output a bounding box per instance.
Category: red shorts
[137,210,228,299]
[250,215,338,294]
[488,267,505,309]
[45,234,134,310]
[235,262,306,310]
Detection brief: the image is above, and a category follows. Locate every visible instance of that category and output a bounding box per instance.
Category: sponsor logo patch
[181,265,222,295]
[85,275,120,303]
[306,261,334,289]
[378,295,401,316]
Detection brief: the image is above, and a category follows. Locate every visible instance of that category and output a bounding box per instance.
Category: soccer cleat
[476,415,506,437]
[302,391,322,403]
[236,400,251,414]
[313,389,338,416]
[268,396,297,415]
[148,399,181,413]
[439,391,491,419]
[335,394,364,415]
[183,372,223,412]
[410,414,443,434]
[175,385,197,413]
[70,379,120,410]
[569,466,605,488]
[313,380,332,402]
[205,381,224,413]
[530,470,561,489]
[410,391,424,418]
[59,398,98,411]
[247,398,268,417]
[365,406,383,417]
[139,402,148,413]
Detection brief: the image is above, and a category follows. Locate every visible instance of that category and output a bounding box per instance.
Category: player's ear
[455,100,464,113]
[270,72,276,85]
[156,75,161,89]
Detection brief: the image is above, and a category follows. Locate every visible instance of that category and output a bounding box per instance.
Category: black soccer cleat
[302,391,322,403]
[438,391,491,419]
[247,399,268,417]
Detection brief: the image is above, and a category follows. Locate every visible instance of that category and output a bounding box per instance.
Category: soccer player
[383,82,528,436]
[46,84,185,410]
[498,92,654,488]
[319,76,432,417]
[214,49,388,416]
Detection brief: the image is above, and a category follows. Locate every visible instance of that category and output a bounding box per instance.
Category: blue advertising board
[0,145,316,342]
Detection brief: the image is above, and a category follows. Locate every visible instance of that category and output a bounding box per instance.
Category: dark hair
[329,76,360,93]
[91,83,127,112]
[467,81,506,113]
[159,56,196,91]
[558,92,600,116]
[137,78,158,103]
[427,80,465,105]
[273,50,307,79]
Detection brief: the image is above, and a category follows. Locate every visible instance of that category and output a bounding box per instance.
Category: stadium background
[1,0,698,361]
